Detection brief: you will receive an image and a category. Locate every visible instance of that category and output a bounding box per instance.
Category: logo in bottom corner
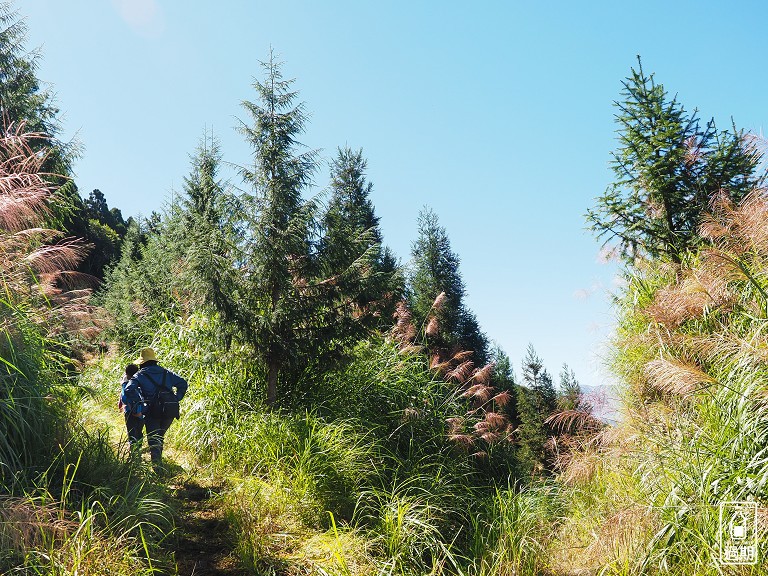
[718,501,758,565]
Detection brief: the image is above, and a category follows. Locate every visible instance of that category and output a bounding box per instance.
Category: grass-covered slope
[82,310,562,575]
[554,191,768,575]
[0,128,173,575]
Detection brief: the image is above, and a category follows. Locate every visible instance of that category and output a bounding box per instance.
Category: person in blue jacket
[122,347,188,470]
[118,362,143,452]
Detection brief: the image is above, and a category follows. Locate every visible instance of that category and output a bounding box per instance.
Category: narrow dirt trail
[166,481,250,576]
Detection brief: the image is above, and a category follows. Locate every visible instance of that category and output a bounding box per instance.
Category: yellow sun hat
[135,347,158,365]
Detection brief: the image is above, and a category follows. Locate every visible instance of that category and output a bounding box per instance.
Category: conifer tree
[0,3,130,280]
[320,147,401,326]
[489,346,518,429]
[202,55,390,405]
[235,54,319,405]
[586,57,763,264]
[557,364,590,413]
[515,344,556,474]
[550,363,595,439]
[99,218,157,348]
[176,133,241,323]
[0,3,70,170]
[409,207,488,362]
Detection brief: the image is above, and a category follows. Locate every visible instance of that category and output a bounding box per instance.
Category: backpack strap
[140,368,170,392]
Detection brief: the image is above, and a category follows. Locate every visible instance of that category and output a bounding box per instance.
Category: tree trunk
[267,357,279,406]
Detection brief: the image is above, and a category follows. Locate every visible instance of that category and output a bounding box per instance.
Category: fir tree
[557,364,590,413]
[409,207,488,362]
[99,218,160,348]
[177,133,240,322]
[208,55,390,405]
[515,344,556,474]
[489,345,518,429]
[551,363,595,438]
[0,4,132,280]
[237,53,319,405]
[320,147,401,327]
[586,56,763,264]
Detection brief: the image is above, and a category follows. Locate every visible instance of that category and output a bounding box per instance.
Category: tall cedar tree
[99,215,179,349]
[586,57,762,264]
[100,220,143,347]
[319,147,401,327]
[205,55,390,405]
[177,133,241,324]
[238,55,318,405]
[118,136,238,343]
[409,207,488,362]
[515,344,557,474]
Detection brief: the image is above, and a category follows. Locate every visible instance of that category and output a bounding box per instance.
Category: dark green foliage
[557,363,590,413]
[235,54,320,405]
[319,147,403,327]
[53,187,130,281]
[0,3,129,281]
[515,345,557,475]
[175,133,241,328]
[490,346,518,429]
[586,56,763,264]
[97,144,217,349]
[98,216,179,349]
[0,2,73,174]
[85,189,126,234]
[176,55,398,406]
[409,207,488,362]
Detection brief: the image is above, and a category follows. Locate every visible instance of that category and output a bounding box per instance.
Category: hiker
[118,362,143,452]
[122,347,188,470]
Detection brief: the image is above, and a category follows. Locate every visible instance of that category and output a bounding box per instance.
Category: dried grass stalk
[645,358,715,396]
[491,390,512,407]
[425,316,439,337]
[470,362,495,385]
[446,360,474,383]
[546,409,604,434]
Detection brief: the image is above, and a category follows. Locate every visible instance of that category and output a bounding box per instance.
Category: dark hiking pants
[145,416,174,468]
[125,413,144,454]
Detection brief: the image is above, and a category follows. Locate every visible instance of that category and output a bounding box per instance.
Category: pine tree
[236,54,320,405]
[409,207,488,361]
[319,147,401,327]
[489,345,518,429]
[586,57,763,264]
[176,133,241,323]
[515,344,556,474]
[557,364,590,413]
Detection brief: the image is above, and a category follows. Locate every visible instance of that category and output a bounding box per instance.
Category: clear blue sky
[20,0,768,389]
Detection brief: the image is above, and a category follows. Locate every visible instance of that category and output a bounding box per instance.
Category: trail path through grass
[84,396,250,574]
[166,480,249,576]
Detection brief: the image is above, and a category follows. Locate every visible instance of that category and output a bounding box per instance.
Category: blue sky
[20,1,768,389]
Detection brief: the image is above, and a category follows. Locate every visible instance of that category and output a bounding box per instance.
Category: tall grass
[554,190,768,574]
[465,483,562,576]
[0,126,174,575]
[83,311,559,575]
